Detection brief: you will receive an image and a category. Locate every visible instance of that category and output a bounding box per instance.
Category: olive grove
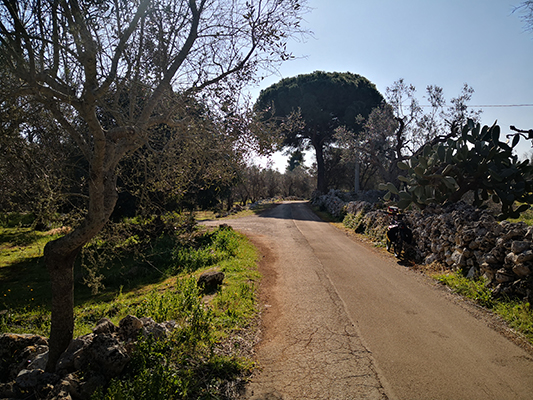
[0,0,308,370]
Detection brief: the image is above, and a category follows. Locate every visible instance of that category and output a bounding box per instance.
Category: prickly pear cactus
[380,120,533,220]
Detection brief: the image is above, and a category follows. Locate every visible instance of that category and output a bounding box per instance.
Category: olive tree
[0,0,308,370]
[514,1,533,32]
[336,79,481,190]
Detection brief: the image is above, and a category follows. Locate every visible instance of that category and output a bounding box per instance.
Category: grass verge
[1,220,260,399]
[434,272,533,344]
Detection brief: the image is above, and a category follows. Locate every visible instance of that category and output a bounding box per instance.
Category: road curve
[204,202,533,400]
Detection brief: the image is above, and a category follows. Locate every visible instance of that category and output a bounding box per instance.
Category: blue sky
[249,0,533,170]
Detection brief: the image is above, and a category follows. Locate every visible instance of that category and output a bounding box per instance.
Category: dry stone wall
[0,315,176,399]
[312,190,533,302]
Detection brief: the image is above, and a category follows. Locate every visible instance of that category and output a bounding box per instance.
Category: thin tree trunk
[315,144,326,193]
[354,156,360,193]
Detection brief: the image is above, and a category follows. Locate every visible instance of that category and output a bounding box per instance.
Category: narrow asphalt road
[205,202,533,399]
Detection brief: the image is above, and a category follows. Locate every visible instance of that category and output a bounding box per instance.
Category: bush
[343,212,367,233]
[0,213,36,228]
[343,209,389,243]
[169,226,239,275]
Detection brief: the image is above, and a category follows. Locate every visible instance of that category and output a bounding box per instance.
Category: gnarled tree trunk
[44,166,119,371]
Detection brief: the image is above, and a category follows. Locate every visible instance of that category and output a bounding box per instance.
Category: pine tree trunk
[354,156,360,193]
[315,144,326,193]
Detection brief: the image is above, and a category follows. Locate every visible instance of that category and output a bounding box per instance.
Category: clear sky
[248,0,533,170]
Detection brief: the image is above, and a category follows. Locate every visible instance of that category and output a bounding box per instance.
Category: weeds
[494,301,533,341]
[342,210,388,244]
[435,272,533,343]
[90,227,258,399]
[435,273,494,308]
[343,212,367,234]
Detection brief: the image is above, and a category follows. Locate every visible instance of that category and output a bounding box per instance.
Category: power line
[421,104,533,108]
[469,104,533,108]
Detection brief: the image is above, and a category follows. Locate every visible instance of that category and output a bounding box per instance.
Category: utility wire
[469,104,533,108]
[421,104,533,108]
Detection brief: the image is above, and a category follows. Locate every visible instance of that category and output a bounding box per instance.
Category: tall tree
[0,0,308,370]
[255,71,383,193]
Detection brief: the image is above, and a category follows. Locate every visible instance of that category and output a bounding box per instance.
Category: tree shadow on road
[257,201,329,223]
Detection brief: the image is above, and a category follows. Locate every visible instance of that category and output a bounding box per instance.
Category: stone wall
[312,191,533,302]
[0,315,176,399]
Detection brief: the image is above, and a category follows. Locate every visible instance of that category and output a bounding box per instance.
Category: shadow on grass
[1,225,231,320]
[0,249,174,311]
[0,228,44,247]
[0,256,51,310]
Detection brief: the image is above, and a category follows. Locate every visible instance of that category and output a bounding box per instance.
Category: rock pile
[312,192,533,302]
[313,189,350,218]
[0,315,177,399]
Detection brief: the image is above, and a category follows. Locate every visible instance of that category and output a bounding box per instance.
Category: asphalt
[203,201,533,399]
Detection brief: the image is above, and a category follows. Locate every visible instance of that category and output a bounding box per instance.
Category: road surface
[205,202,533,399]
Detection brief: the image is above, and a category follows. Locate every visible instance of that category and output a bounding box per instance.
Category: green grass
[435,272,533,344]
[0,227,62,308]
[0,221,261,399]
[195,201,279,221]
[508,206,533,225]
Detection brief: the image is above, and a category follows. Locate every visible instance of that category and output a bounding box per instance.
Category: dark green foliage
[256,71,382,133]
[381,120,533,220]
[0,213,37,228]
[287,150,304,172]
[324,147,356,191]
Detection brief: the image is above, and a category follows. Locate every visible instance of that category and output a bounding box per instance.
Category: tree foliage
[114,96,244,215]
[381,120,533,220]
[232,163,313,204]
[385,80,481,154]
[336,79,481,190]
[255,71,383,192]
